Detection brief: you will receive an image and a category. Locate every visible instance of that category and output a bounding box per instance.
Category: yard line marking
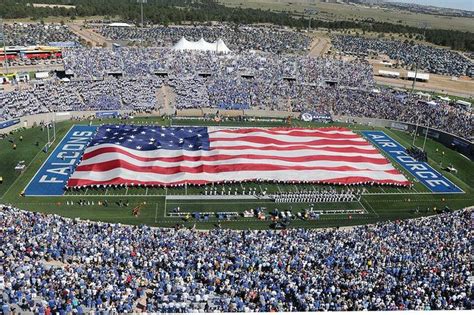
[361,198,379,217]
[357,199,369,215]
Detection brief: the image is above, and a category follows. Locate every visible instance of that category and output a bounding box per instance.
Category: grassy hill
[219,0,474,32]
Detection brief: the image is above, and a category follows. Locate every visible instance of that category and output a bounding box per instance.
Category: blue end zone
[24,125,97,196]
[362,131,463,194]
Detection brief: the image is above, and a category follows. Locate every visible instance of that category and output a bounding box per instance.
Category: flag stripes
[67,126,410,187]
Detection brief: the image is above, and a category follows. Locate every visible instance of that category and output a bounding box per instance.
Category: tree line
[1,0,472,51]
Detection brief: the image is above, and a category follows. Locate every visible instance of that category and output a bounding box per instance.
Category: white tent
[172,37,231,54]
[407,71,430,82]
[109,22,132,27]
[437,96,451,102]
[173,37,194,51]
[378,70,400,78]
[35,72,49,79]
[216,39,231,54]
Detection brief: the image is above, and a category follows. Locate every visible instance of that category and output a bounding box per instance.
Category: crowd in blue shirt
[1,204,471,313]
[1,24,472,140]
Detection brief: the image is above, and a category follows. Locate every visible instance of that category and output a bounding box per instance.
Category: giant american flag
[67,125,410,187]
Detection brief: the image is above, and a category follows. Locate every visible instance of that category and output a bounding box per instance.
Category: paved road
[68,23,109,47]
[308,34,331,57]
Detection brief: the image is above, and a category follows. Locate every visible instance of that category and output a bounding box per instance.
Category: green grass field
[0,117,472,229]
[219,0,474,33]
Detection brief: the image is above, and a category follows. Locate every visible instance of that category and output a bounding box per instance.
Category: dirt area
[337,54,473,98]
[156,85,176,114]
[371,61,474,98]
[68,23,110,47]
[308,33,331,57]
[219,0,474,33]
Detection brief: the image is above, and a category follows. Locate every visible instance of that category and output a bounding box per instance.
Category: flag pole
[0,18,9,75]
[422,123,430,152]
[47,123,50,146]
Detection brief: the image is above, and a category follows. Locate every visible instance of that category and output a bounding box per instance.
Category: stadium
[0,0,473,313]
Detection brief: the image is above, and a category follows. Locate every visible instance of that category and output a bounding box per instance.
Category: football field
[0,116,472,229]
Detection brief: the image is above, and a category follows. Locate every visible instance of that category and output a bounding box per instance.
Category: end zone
[362,131,463,194]
[24,125,97,196]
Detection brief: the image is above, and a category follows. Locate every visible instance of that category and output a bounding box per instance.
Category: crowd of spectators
[96,25,310,54]
[0,204,471,313]
[331,35,474,77]
[291,86,473,139]
[3,23,81,46]
[2,46,471,139]
[0,77,162,121]
[62,47,374,109]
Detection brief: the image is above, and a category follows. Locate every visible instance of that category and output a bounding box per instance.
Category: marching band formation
[273,188,361,203]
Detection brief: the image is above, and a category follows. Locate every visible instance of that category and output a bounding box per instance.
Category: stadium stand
[1,48,471,138]
[331,35,474,77]
[3,23,81,47]
[96,25,311,54]
[0,204,471,313]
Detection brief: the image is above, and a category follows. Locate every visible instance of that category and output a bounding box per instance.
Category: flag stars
[94,125,208,152]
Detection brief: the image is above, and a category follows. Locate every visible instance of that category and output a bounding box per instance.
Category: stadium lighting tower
[422,122,430,152]
[411,22,430,94]
[0,17,9,75]
[137,0,147,28]
[304,9,318,31]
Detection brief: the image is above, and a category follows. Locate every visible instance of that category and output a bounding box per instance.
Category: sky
[388,0,474,11]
